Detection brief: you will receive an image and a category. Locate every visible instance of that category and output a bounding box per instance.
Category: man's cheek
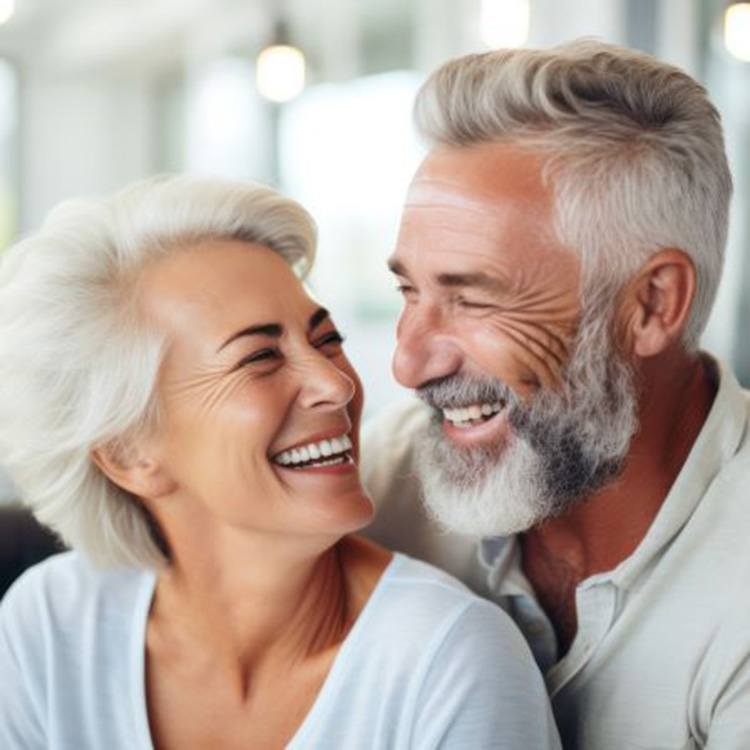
[465,320,562,397]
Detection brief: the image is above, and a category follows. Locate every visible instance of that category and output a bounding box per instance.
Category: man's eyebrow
[389,257,505,292]
[217,307,330,352]
[435,271,507,292]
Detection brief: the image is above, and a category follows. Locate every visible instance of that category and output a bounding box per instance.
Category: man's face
[389,143,638,535]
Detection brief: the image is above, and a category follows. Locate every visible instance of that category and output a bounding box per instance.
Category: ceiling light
[256,44,306,103]
[725,2,750,61]
[0,0,15,26]
[256,20,306,103]
[480,0,530,49]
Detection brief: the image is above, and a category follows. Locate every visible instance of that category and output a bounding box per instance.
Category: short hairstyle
[414,39,733,348]
[0,175,316,569]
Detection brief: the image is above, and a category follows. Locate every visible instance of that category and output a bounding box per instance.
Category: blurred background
[0,0,749,502]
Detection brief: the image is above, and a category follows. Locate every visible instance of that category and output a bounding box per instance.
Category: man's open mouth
[272,433,354,469]
[441,400,505,429]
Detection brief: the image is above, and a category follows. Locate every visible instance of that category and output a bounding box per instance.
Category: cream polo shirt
[361,358,750,750]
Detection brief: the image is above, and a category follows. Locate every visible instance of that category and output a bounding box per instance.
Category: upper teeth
[274,434,353,466]
[443,402,503,424]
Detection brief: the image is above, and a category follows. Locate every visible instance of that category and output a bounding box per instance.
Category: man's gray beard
[416,309,639,536]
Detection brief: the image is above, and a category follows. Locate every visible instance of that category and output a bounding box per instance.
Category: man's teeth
[442,401,503,426]
[274,434,353,467]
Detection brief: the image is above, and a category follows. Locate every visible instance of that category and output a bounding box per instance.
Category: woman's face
[137,239,373,542]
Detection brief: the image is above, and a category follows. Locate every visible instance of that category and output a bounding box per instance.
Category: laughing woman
[0,176,560,749]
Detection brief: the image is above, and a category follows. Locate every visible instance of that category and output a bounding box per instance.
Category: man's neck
[521,352,717,653]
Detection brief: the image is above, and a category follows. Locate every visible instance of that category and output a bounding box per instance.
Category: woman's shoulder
[311,549,555,746]
[1,550,153,638]
[365,551,529,658]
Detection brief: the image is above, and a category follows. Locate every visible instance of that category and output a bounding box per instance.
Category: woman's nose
[392,305,463,389]
[297,352,356,411]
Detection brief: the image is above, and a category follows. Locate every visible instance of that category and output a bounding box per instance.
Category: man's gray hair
[0,175,316,570]
[414,39,733,347]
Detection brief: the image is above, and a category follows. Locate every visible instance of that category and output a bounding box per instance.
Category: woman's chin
[303,487,375,537]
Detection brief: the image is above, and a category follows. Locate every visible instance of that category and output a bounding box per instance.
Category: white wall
[19,69,155,231]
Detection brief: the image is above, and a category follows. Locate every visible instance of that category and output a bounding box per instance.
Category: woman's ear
[91,440,176,500]
[618,249,696,358]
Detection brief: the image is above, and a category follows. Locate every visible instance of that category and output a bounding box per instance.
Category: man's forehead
[405,149,555,227]
[403,179,505,218]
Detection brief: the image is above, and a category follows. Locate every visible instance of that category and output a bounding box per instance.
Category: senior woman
[0,176,560,749]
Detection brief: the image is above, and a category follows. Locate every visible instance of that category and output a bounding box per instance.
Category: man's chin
[422,491,542,537]
[417,434,552,537]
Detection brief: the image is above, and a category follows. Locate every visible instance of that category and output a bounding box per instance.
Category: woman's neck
[149,533,353,685]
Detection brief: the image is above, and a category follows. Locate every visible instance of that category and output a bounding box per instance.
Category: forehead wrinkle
[399,204,559,256]
[406,177,508,213]
[406,175,555,218]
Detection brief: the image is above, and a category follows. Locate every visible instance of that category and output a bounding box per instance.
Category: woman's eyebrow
[217,323,282,352]
[217,307,330,352]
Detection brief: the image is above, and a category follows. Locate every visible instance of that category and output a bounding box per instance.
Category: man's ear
[90,440,176,500]
[618,248,696,358]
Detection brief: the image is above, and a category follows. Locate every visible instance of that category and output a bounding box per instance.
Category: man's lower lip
[441,410,510,446]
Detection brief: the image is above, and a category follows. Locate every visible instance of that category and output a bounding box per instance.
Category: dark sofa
[0,504,64,599]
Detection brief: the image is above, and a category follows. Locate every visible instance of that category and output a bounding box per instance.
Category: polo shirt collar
[609,356,746,589]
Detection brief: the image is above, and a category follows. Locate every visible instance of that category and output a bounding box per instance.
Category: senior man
[363,40,750,749]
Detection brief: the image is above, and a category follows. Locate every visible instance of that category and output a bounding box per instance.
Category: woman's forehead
[140,240,315,347]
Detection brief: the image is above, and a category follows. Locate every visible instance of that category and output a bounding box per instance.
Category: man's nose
[392,305,463,389]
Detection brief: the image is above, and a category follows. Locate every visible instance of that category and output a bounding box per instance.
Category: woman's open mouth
[271,433,354,471]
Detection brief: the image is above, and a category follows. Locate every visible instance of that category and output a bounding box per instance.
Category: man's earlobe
[90,443,176,500]
[620,249,696,358]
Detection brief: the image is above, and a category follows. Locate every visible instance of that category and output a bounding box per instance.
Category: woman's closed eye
[234,347,282,371]
[314,330,346,355]
[231,329,346,372]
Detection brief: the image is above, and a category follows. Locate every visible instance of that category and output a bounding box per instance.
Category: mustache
[416,374,518,411]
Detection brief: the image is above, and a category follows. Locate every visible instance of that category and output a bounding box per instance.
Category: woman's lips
[275,455,357,475]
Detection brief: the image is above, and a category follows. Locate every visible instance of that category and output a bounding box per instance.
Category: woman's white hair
[0,175,316,570]
[414,39,733,348]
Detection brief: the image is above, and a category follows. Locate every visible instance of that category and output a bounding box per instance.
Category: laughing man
[363,41,750,749]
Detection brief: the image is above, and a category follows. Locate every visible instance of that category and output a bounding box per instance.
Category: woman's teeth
[442,401,504,427]
[274,434,353,468]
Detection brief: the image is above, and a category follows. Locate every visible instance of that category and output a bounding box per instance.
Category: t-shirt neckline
[129,551,404,749]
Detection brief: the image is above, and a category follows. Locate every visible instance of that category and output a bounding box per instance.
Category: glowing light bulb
[256,44,306,103]
[0,0,15,25]
[725,3,750,61]
[480,0,530,49]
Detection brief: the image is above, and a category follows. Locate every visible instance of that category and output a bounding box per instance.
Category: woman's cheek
[339,357,364,455]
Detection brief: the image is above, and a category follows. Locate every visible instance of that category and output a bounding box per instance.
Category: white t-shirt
[0,549,560,749]
[361,357,750,749]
